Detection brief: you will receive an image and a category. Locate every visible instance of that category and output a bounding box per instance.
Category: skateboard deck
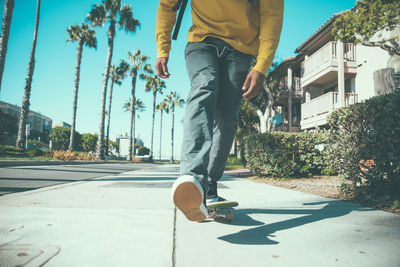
[206,200,238,222]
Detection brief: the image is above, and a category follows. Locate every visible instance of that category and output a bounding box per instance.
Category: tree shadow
[13,167,121,174]
[218,200,374,245]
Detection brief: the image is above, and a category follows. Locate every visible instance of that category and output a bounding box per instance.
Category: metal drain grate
[103,182,230,189]
[0,247,42,266]
[0,244,59,266]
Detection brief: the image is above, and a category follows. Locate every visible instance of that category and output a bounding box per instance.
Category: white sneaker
[206,196,227,206]
[171,175,208,221]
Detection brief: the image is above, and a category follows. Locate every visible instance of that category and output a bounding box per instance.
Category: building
[0,100,52,145]
[272,55,303,132]
[53,121,71,128]
[116,134,145,158]
[272,12,396,132]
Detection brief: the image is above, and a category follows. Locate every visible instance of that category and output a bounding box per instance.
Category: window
[292,103,301,125]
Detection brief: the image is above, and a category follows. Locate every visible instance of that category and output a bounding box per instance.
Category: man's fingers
[155,62,163,77]
[161,61,170,78]
[243,80,256,99]
[242,75,251,91]
[155,58,170,79]
[242,69,265,100]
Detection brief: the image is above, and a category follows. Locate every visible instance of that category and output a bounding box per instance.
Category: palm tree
[123,97,145,156]
[165,91,185,162]
[0,0,15,94]
[155,100,169,160]
[105,60,129,155]
[16,0,41,149]
[86,0,140,160]
[145,75,165,160]
[126,50,152,160]
[66,23,97,152]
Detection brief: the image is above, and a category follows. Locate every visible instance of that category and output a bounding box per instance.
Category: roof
[267,53,303,76]
[295,11,347,54]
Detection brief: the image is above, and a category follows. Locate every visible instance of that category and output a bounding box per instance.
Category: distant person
[155,0,284,221]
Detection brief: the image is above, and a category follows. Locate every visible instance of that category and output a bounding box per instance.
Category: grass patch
[225,164,245,170]
[224,155,245,170]
[0,156,55,161]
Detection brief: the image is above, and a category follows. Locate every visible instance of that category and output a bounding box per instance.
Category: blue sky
[0,0,355,159]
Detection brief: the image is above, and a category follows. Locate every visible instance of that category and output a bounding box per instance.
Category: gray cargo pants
[180,37,253,198]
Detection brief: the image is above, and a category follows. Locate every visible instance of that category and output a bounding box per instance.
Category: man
[155,0,284,221]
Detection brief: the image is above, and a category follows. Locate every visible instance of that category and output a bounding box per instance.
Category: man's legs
[180,41,220,192]
[206,49,253,199]
[173,41,220,221]
[174,38,252,220]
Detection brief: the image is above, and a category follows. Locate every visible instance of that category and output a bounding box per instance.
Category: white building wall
[355,45,390,101]
[119,138,130,158]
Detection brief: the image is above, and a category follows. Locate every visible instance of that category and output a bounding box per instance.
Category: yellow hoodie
[156,0,284,75]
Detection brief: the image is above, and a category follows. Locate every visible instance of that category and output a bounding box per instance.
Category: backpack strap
[172,0,188,40]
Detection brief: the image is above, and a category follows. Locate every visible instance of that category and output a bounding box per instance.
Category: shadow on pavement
[0,187,37,193]
[12,167,121,174]
[218,200,374,245]
[0,177,78,182]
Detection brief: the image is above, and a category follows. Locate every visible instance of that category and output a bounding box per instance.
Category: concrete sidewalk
[0,164,399,266]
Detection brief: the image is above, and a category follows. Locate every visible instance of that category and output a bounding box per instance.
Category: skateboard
[206,200,238,222]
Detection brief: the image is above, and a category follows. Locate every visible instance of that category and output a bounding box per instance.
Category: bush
[26,148,45,157]
[0,145,51,158]
[136,144,150,156]
[0,145,27,157]
[244,132,331,178]
[328,89,400,197]
[392,200,400,210]
[81,133,98,152]
[51,150,96,161]
[27,139,47,149]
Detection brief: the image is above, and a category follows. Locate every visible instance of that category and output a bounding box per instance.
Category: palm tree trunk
[150,91,156,159]
[96,21,115,160]
[105,77,115,155]
[68,40,84,152]
[0,0,15,93]
[128,72,137,161]
[132,111,136,156]
[16,0,41,149]
[171,104,175,162]
[159,110,163,161]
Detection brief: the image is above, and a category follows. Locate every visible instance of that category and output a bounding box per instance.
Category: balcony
[301,92,358,130]
[300,42,357,87]
[277,77,302,105]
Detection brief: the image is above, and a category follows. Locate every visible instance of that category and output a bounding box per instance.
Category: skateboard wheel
[225,211,233,221]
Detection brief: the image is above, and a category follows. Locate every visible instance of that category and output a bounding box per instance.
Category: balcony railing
[301,92,358,124]
[280,77,301,92]
[301,42,356,78]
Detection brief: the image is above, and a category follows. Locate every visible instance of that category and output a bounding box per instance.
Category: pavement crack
[172,206,177,267]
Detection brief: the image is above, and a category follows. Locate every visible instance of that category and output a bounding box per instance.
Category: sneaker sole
[173,181,206,222]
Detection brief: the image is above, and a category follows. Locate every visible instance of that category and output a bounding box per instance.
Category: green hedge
[0,145,47,158]
[244,132,331,178]
[328,89,400,195]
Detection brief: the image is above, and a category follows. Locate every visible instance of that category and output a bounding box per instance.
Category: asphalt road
[0,163,155,196]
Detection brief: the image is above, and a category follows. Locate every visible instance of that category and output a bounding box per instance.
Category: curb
[0,160,136,168]
[223,168,253,177]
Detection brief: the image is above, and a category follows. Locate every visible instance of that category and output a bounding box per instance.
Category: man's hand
[155,57,170,79]
[242,69,265,100]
